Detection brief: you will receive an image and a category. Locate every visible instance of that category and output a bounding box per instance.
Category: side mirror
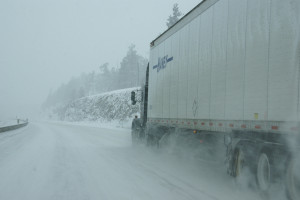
[131,91,136,105]
[224,135,232,147]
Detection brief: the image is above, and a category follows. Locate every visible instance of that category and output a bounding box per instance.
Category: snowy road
[0,122,278,200]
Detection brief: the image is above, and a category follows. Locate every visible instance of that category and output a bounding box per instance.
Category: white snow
[0,119,19,128]
[0,121,286,200]
[43,87,141,125]
[85,87,140,99]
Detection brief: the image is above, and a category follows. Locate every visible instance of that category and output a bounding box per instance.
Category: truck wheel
[131,131,138,145]
[146,134,151,146]
[146,134,159,148]
[286,158,300,200]
[232,148,245,177]
[146,134,153,146]
[256,153,271,191]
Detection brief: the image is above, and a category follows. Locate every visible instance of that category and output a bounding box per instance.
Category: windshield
[0,0,299,200]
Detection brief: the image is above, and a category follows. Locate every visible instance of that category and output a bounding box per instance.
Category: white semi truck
[131,0,299,199]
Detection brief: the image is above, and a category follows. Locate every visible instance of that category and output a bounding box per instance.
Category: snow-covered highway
[0,122,281,200]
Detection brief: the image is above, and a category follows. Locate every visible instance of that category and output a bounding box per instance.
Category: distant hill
[44,87,141,124]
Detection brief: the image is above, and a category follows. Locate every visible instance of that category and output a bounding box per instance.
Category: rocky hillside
[45,87,141,124]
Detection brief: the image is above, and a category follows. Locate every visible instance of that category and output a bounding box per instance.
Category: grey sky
[0,0,200,120]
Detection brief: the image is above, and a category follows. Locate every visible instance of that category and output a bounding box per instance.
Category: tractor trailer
[131,0,300,199]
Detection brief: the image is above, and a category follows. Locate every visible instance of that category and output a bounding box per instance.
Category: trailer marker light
[219,123,223,127]
[229,124,234,127]
[209,123,213,126]
[255,125,261,129]
[201,122,205,126]
[194,122,197,125]
[241,124,246,128]
[271,126,278,130]
[291,127,298,131]
[199,140,203,143]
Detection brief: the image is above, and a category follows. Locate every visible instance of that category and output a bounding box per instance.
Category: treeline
[43,45,148,108]
[42,4,183,109]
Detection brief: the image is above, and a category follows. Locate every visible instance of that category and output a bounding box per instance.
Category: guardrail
[0,122,29,133]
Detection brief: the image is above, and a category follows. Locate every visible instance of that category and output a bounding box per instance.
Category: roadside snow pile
[0,120,18,128]
[45,87,141,125]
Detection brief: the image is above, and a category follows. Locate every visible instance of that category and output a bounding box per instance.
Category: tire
[146,134,159,148]
[256,153,271,192]
[232,148,245,177]
[146,134,153,146]
[231,146,259,189]
[286,158,300,200]
[131,130,138,145]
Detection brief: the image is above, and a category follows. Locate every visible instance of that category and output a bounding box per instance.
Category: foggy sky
[0,0,200,120]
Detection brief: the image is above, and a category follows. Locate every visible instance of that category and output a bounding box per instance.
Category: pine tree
[42,45,148,108]
[118,44,148,89]
[166,3,182,28]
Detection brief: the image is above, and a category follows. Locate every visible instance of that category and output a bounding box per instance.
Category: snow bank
[44,87,141,127]
[0,120,18,128]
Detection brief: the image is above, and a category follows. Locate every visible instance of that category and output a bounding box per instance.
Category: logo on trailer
[153,55,173,72]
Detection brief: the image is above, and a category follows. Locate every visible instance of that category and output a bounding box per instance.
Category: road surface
[0,122,284,200]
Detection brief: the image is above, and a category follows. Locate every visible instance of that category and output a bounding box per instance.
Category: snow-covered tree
[99,63,109,75]
[42,44,148,109]
[118,44,148,89]
[166,3,182,28]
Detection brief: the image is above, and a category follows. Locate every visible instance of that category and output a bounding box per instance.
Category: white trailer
[148,0,300,134]
[131,0,300,199]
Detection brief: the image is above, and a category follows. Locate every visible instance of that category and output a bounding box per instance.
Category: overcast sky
[0,0,200,120]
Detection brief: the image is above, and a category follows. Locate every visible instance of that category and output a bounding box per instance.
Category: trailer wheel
[146,134,151,146]
[233,148,245,177]
[131,132,136,145]
[257,153,271,191]
[131,131,138,145]
[146,134,159,147]
[286,158,300,200]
